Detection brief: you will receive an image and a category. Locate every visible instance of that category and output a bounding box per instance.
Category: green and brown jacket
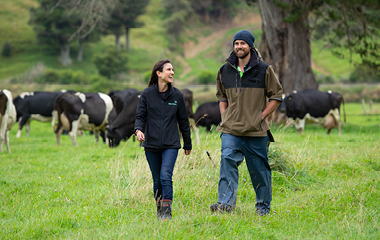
[216,49,283,140]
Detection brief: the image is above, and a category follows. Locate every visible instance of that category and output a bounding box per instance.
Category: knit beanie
[233,30,255,49]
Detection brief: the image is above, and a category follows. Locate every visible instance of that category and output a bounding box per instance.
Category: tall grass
[1,103,379,239]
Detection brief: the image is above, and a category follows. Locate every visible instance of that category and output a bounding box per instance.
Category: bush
[92,47,128,79]
[198,70,215,84]
[1,42,12,57]
[143,70,151,84]
[58,69,87,84]
[35,69,60,84]
[349,65,380,83]
[88,75,113,93]
[35,69,88,84]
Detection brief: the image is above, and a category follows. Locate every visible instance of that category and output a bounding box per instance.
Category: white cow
[0,90,17,153]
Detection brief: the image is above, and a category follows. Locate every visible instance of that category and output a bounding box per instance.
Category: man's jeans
[145,149,178,201]
[218,133,272,213]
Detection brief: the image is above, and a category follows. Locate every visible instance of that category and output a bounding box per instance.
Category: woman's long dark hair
[148,59,172,87]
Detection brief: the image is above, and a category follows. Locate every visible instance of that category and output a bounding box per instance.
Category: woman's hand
[135,130,145,142]
[184,150,191,155]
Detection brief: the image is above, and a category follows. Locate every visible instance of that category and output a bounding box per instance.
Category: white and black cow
[13,91,69,138]
[284,89,346,135]
[54,92,114,146]
[194,102,221,132]
[106,89,141,147]
[0,89,17,153]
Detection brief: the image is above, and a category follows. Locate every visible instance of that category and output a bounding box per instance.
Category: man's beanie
[233,30,255,49]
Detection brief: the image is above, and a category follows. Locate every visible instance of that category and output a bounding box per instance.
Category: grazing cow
[54,92,114,146]
[194,102,221,132]
[107,89,141,147]
[13,91,69,138]
[284,89,346,135]
[181,89,200,145]
[0,90,17,153]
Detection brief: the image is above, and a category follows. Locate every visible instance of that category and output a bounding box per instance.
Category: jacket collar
[225,49,259,69]
[154,83,174,99]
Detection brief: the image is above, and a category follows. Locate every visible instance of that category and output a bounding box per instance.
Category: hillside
[0,0,354,89]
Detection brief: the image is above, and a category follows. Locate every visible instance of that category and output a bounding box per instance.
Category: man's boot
[160,200,172,221]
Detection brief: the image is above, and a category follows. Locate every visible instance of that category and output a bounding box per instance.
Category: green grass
[311,41,361,79]
[1,103,379,238]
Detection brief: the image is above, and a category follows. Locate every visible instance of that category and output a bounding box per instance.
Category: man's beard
[235,49,250,59]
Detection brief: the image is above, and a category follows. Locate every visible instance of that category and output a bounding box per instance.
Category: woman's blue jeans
[218,133,272,214]
[145,149,178,201]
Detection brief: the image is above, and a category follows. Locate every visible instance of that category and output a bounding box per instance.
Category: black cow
[107,89,141,147]
[54,92,114,146]
[181,89,195,119]
[13,91,71,138]
[284,89,346,135]
[194,102,221,132]
[181,89,200,145]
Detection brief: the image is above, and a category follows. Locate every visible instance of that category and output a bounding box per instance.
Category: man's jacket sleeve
[216,68,227,103]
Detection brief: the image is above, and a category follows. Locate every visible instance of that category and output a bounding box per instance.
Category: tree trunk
[257,0,318,94]
[125,27,130,51]
[60,42,72,66]
[77,39,83,62]
[115,32,121,50]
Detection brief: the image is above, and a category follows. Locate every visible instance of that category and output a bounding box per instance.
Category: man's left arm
[262,99,281,120]
[263,65,284,120]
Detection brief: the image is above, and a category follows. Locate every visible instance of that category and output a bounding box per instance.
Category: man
[211,30,283,216]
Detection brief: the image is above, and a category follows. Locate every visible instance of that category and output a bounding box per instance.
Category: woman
[134,59,192,220]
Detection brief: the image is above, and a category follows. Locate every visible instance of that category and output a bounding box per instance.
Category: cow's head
[107,127,122,148]
[107,126,135,148]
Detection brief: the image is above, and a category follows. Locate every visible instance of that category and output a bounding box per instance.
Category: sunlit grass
[1,103,379,238]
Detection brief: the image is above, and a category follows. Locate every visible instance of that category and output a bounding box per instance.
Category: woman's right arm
[134,92,147,141]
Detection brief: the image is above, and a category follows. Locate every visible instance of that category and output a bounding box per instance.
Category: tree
[107,0,150,51]
[162,0,194,50]
[29,0,82,66]
[104,12,124,50]
[257,0,318,94]
[191,0,243,23]
[55,0,119,42]
[256,0,380,94]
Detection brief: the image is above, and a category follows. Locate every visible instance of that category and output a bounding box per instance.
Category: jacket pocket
[232,109,263,132]
[245,109,263,132]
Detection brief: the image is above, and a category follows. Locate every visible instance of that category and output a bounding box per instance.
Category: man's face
[234,40,251,59]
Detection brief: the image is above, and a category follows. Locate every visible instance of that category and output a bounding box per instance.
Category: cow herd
[0,88,345,153]
[0,88,219,153]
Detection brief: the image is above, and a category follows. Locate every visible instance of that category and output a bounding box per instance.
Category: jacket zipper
[227,61,253,93]
[227,61,240,93]
[160,99,164,148]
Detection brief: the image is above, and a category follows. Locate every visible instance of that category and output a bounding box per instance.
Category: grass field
[1,103,379,239]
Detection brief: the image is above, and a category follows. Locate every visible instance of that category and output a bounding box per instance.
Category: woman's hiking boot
[160,200,172,221]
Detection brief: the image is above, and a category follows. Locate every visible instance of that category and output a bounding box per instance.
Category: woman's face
[157,63,174,84]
